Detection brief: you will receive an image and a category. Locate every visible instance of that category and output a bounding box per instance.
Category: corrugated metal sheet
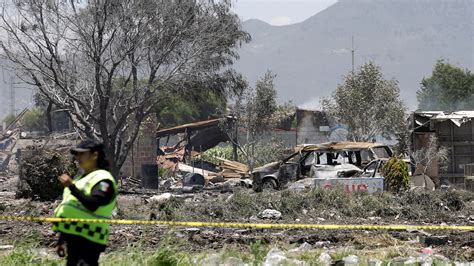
[415,111,474,127]
[156,118,222,137]
[295,141,388,153]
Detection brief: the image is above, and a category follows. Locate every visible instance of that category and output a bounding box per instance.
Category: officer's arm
[68,180,115,212]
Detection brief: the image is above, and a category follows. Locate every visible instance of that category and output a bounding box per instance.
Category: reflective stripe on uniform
[52,169,117,245]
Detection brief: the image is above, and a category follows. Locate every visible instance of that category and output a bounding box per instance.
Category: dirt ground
[0,174,473,264]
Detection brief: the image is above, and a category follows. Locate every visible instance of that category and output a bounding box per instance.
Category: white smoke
[298,97,322,110]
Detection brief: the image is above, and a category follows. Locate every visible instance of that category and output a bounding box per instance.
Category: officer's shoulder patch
[98,181,110,192]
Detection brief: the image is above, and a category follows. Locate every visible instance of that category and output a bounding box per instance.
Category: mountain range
[234,0,474,109]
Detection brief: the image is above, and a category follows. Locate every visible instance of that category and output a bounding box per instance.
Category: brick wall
[121,118,157,178]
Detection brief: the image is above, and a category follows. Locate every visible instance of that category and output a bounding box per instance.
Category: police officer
[53,140,118,266]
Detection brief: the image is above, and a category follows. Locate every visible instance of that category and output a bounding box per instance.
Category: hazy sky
[233,0,338,26]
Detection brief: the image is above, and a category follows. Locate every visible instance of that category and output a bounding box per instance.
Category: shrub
[382,157,409,192]
[17,149,77,201]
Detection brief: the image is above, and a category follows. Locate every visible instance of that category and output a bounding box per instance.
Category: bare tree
[0,0,249,175]
[412,135,449,187]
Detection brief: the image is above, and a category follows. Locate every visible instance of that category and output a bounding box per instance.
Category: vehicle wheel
[261,178,278,191]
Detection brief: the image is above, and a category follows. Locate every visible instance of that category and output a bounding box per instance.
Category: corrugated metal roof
[415,111,474,118]
[295,141,388,152]
[156,118,222,137]
[414,111,474,127]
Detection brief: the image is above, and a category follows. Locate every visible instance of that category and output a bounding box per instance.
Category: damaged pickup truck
[252,141,393,191]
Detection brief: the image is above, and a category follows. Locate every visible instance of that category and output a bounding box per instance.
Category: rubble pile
[213,157,249,178]
[17,149,76,201]
[0,129,20,173]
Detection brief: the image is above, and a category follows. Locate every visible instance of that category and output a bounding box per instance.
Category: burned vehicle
[252,141,393,191]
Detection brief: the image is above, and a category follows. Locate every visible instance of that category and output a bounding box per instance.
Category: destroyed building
[296,109,331,144]
[410,111,474,188]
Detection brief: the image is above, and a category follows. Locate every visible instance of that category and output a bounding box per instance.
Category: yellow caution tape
[0,216,472,231]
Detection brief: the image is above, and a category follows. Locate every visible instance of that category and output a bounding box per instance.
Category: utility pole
[351,35,355,73]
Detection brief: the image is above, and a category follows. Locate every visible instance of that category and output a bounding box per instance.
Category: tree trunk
[110,164,121,179]
[45,102,53,133]
[232,143,238,161]
[232,125,238,161]
[108,148,120,178]
[422,173,427,189]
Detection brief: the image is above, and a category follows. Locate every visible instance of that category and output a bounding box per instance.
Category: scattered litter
[421,247,434,255]
[159,179,173,190]
[240,179,253,188]
[0,245,14,250]
[422,235,448,246]
[289,242,312,253]
[368,216,381,221]
[367,258,382,266]
[406,228,431,236]
[343,255,359,266]
[263,248,304,266]
[314,241,331,247]
[257,209,282,220]
[318,252,332,265]
[147,193,172,205]
[183,228,200,234]
[417,254,433,266]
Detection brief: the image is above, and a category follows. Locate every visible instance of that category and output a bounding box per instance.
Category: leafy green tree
[21,108,45,132]
[2,108,48,132]
[322,62,407,143]
[242,71,278,170]
[245,71,278,142]
[417,60,474,111]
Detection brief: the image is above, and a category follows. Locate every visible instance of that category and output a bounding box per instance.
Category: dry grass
[150,188,474,224]
[351,233,404,248]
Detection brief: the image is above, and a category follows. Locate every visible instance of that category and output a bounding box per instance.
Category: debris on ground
[146,193,173,206]
[422,235,449,246]
[263,248,304,266]
[178,163,216,179]
[318,252,332,265]
[157,145,186,175]
[289,242,312,253]
[367,258,382,266]
[182,172,206,187]
[257,209,282,220]
[288,178,315,192]
[343,255,359,266]
[0,245,14,250]
[212,157,249,178]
